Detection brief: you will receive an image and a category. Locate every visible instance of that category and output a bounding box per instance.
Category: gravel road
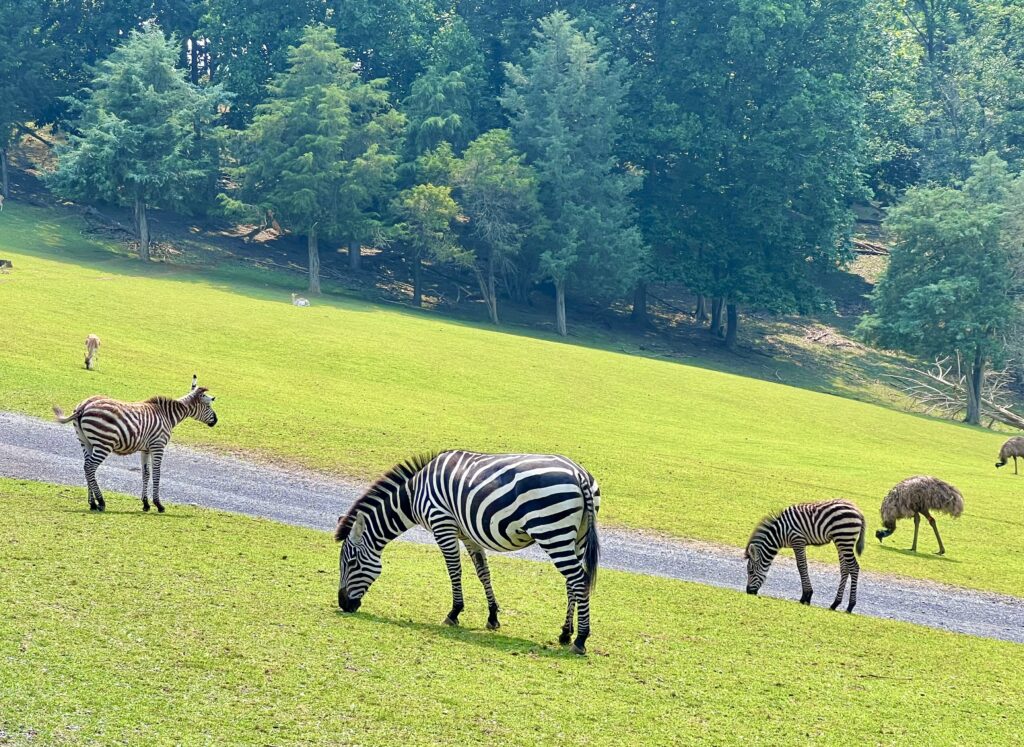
[1,410,1021,643]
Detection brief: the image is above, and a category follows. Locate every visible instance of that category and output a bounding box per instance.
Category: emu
[745,499,866,612]
[291,293,310,307]
[995,436,1024,474]
[875,475,963,555]
[53,375,218,512]
[84,334,101,370]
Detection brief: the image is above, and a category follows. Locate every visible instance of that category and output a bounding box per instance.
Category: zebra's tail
[581,479,600,593]
[856,520,866,556]
[52,405,76,424]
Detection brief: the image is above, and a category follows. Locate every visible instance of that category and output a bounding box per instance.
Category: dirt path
[1,411,1021,643]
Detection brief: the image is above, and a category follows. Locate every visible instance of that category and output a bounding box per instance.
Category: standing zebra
[53,375,218,512]
[745,499,866,612]
[335,450,600,654]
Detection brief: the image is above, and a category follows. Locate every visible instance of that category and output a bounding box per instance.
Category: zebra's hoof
[486,620,500,631]
[570,643,586,656]
[558,631,572,645]
[829,603,839,611]
[443,617,459,627]
[96,504,105,512]
[142,504,150,512]
[156,504,165,514]
[89,505,98,512]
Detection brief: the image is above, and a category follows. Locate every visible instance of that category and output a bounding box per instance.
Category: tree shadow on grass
[334,609,579,659]
[875,544,962,563]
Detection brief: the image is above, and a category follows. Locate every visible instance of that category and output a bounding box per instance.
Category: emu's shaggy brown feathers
[333,452,438,542]
[880,475,963,528]
[997,437,1024,463]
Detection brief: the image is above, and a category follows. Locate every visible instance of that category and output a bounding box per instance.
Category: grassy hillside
[1,480,1021,746]
[1,203,1022,596]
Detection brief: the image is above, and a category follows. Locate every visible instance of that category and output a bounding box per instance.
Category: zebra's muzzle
[338,590,361,613]
[746,586,758,595]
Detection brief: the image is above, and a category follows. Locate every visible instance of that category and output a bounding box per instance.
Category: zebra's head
[336,512,383,613]
[187,376,218,427]
[744,538,777,595]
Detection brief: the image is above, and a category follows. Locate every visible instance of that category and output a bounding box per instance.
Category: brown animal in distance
[84,334,101,370]
[875,475,964,555]
[995,436,1024,474]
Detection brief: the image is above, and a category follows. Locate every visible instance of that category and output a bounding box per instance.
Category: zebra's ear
[351,512,367,544]
[191,374,198,391]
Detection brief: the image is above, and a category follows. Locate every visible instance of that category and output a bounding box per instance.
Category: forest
[3,0,1024,423]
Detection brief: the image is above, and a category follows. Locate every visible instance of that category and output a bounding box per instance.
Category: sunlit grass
[1,202,1022,596]
[1,479,1021,745]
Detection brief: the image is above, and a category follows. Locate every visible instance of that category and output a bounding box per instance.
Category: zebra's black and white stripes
[745,499,866,612]
[335,450,601,653]
[53,375,218,512]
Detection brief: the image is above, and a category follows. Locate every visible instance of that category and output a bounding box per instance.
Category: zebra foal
[53,375,218,512]
[335,450,601,654]
[745,499,866,612]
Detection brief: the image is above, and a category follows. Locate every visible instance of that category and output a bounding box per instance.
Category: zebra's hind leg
[846,554,860,612]
[434,526,465,626]
[830,545,851,611]
[140,451,151,512]
[150,447,165,513]
[465,543,500,630]
[537,538,591,654]
[84,447,109,511]
[78,443,97,510]
[559,584,576,645]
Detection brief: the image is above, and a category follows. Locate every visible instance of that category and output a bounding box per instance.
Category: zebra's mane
[746,511,781,548]
[333,452,438,542]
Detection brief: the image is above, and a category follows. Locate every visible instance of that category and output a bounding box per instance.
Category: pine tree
[391,183,465,307]
[223,24,404,293]
[503,11,643,337]
[48,25,225,260]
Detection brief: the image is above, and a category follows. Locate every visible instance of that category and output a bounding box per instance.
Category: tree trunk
[307,225,321,294]
[0,146,9,199]
[413,255,423,307]
[555,278,567,337]
[476,265,499,325]
[134,195,151,261]
[966,344,984,425]
[190,37,200,84]
[630,281,649,327]
[348,240,361,271]
[695,295,709,323]
[709,297,725,338]
[724,303,739,350]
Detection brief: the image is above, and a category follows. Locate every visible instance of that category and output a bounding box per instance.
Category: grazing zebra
[53,375,218,512]
[335,450,601,654]
[745,499,866,612]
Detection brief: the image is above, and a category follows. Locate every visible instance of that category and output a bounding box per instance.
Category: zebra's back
[781,499,864,548]
[74,397,170,455]
[415,450,599,552]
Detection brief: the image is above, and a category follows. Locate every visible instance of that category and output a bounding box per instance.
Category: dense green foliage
[4,479,1022,745]
[4,203,1024,596]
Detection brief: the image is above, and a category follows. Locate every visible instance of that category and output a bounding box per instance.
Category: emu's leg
[793,544,813,605]
[140,451,151,512]
[434,525,465,625]
[150,447,165,513]
[1015,456,1018,475]
[830,544,851,611]
[922,509,946,555]
[536,536,591,654]
[464,542,500,630]
[84,447,110,511]
[911,513,920,552]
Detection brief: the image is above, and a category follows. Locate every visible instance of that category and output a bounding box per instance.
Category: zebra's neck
[362,485,417,549]
[153,397,191,427]
[752,517,789,552]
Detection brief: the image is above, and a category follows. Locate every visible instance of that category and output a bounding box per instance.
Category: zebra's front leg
[140,451,151,512]
[793,544,813,605]
[466,543,500,630]
[435,527,465,626]
[150,447,165,513]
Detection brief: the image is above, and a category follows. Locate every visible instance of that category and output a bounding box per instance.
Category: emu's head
[336,512,383,613]
[744,542,775,596]
[188,374,218,427]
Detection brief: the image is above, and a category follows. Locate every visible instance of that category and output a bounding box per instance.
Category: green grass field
[1,479,1021,746]
[1,203,1023,597]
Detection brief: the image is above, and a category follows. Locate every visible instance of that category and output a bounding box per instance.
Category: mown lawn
[1,203,1023,596]
[0,479,1020,746]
